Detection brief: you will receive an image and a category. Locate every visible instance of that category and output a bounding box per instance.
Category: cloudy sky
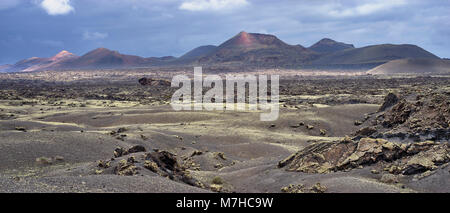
[0,0,449,64]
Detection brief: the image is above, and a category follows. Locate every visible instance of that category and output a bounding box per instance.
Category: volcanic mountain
[197,31,319,67]
[57,48,149,69]
[177,45,217,63]
[4,50,79,72]
[3,48,176,72]
[368,58,450,75]
[0,64,12,73]
[308,38,355,54]
[311,44,440,69]
[51,50,77,61]
[57,48,178,70]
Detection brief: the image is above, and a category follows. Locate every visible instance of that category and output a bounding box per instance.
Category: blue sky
[1,0,449,64]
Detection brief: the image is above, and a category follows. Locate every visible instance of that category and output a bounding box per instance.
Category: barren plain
[0,70,449,193]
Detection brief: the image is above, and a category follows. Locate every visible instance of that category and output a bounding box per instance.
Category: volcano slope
[0,70,449,193]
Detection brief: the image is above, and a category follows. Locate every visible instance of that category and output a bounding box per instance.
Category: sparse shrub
[212,176,224,185]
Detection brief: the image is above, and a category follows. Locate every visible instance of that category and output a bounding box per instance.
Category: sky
[0,0,449,64]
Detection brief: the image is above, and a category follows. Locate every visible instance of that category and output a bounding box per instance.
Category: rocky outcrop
[278,137,357,173]
[279,137,449,175]
[36,156,65,165]
[113,145,146,158]
[378,93,399,112]
[355,91,450,141]
[382,99,414,127]
[96,146,204,188]
[281,183,327,193]
[138,78,171,87]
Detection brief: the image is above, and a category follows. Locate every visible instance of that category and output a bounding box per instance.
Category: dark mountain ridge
[308,38,355,54]
[178,45,217,62]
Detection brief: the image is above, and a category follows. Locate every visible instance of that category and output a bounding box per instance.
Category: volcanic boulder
[279,137,449,175]
[138,78,171,87]
[378,93,399,112]
[97,147,204,188]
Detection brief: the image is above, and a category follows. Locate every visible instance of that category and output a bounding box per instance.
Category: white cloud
[83,31,109,40]
[40,0,74,15]
[179,0,249,11]
[327,0,407,17]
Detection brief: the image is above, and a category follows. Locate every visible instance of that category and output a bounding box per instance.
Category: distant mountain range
[0,31,446,73]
